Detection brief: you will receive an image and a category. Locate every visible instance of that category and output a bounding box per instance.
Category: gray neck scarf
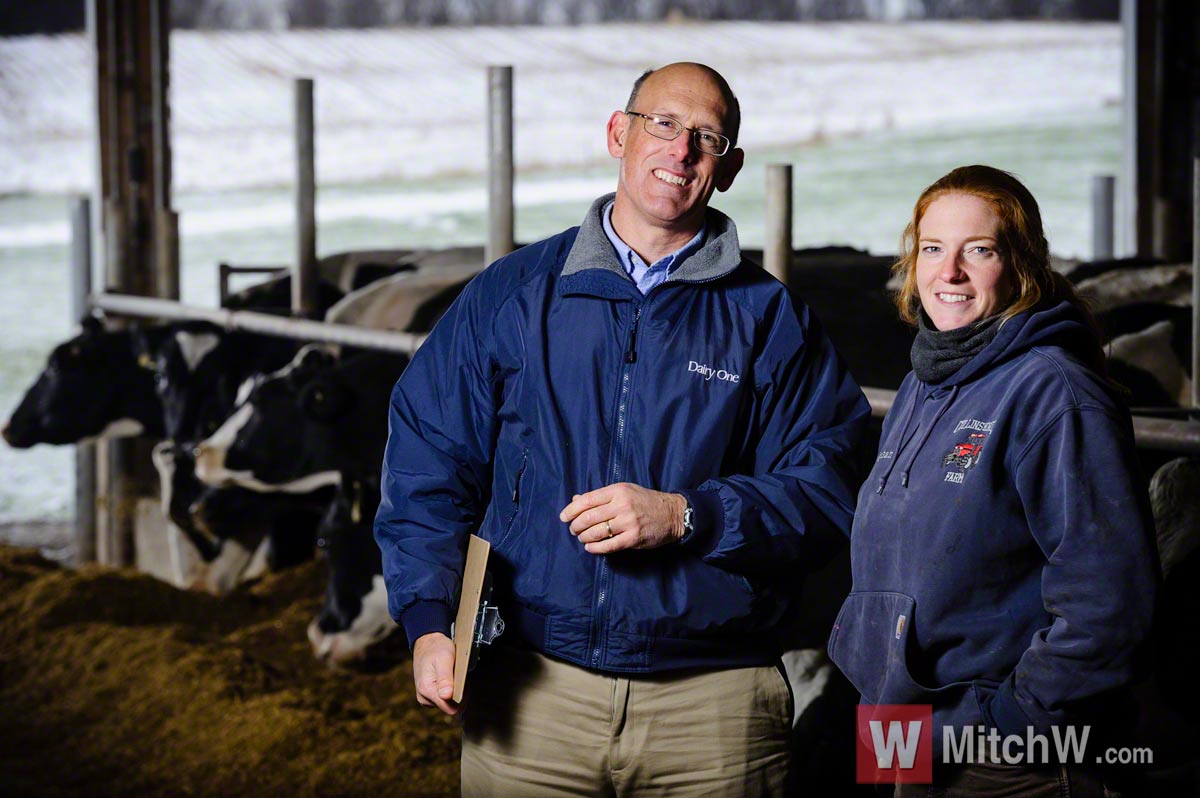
[910,311,1002,384]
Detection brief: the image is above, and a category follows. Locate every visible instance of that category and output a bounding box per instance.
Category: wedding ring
[605,520,614,538]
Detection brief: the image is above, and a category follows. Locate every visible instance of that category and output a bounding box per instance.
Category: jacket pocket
[494,448,527,551]
[828,591,963,705]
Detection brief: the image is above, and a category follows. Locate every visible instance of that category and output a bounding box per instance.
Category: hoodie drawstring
[876,389,921,495]
[876,384,959,494]
[898,385,958,489]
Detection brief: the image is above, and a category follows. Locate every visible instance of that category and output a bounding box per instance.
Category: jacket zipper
[591,303,642,668]
[496,448,528,550]
[625,307,641,363]
[511,450,527,502]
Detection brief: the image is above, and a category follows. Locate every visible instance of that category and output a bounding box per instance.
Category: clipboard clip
[453,572,505,672]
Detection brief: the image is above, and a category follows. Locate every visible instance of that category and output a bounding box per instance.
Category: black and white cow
[141,322,304,444]
[2,315,166,447]
[2,314,325,590]
[194,346,405,494]
[135,322,322,584]
[192,345,408,657]
[306,476,394,665]
[150,440,331,592]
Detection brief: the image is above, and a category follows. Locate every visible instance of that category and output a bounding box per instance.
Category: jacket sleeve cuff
[400,600,454,650]
[985,677,1037,737]
[677,488,724,557]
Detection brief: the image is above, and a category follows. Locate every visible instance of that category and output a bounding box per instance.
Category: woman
[829,165,1158,797]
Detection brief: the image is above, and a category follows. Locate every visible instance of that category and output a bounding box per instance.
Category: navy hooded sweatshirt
[829,300,1158,756]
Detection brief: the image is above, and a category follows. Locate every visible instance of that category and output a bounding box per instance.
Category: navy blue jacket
[829,301,1158,752]
[375,195,870,673]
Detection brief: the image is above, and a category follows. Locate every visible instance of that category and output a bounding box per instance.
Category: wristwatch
[681,500,695,539]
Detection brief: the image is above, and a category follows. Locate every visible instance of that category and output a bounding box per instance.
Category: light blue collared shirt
[601,200,706,295]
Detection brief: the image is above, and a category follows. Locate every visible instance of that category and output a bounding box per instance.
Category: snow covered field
[1,21,1119,195]
[0,21,1121,523]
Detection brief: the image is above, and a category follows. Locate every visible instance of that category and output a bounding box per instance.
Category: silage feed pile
[0,547,459,797]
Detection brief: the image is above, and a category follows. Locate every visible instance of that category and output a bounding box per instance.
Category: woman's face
[915,192,1013,331]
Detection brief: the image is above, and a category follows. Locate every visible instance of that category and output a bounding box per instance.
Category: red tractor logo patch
[943,432,987,470]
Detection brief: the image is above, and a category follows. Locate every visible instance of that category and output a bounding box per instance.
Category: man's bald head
[624,63,741,147]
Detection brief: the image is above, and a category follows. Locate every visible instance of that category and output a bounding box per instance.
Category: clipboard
[452,534,504,702]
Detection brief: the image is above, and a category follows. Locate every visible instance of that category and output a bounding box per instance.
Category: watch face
[683,505,694,530]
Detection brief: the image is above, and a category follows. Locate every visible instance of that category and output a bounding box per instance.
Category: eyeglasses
[625,111,731,157]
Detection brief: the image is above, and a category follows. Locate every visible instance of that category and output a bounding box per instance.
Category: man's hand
[559,483,687,554]
[412,632,459,716]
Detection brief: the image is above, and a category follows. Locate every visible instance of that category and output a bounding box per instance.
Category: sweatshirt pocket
[828,591,956,705]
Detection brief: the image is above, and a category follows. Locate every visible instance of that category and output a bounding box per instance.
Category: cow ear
[81,312,104,335]
[287,346,336,389]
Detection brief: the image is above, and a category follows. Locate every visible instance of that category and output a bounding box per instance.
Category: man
[375,62,869,796]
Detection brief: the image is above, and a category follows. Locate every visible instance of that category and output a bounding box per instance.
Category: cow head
[136,323,225,444]
[154,435,330,562]
[3,315,165,448]
[189,478,330,571]
[193,345,345,492]
[307,478,394,665]
[151,440,227,561]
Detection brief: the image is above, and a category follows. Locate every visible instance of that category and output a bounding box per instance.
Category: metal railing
[91,292,427,354]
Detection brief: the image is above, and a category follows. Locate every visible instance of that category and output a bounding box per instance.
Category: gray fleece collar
[562,193,743,284]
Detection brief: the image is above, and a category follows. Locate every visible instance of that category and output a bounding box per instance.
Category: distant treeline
[2,0,1119,36]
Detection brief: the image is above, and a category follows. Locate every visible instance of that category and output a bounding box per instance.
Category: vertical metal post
[156,208,179,300]
[71,198,97,566]
[487,65,514,265]
[97,197,133,567]
[764,164,792,285]
[148,0,171,215]
[1092,175,1116,261]
[1192,157,1199,409]
[90,0,174,569]
[293,77,318,318]
[1120,0,1155,257]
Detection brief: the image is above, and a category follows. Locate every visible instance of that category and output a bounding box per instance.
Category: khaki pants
[461,645,792,798]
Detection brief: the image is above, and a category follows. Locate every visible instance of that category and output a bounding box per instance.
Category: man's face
[607,65,744,236]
